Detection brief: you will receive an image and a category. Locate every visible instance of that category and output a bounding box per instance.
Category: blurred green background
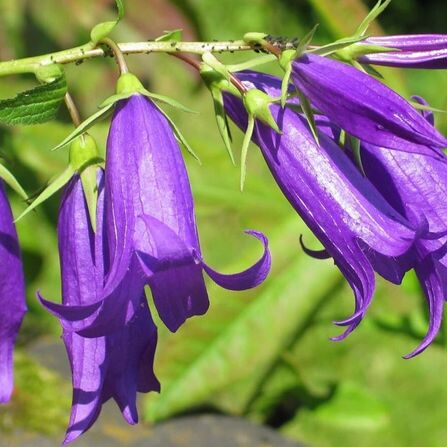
[1,0,447,445]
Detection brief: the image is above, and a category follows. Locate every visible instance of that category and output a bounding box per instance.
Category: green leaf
[115,0,125,19]
[80,165,99,232]
[15,166,74,222]
[0,163,28,200]
[355,0,392,37]
[52,103,115,151]
[0,76,67,125]
[155,29,183,42]
[240,115,255,191]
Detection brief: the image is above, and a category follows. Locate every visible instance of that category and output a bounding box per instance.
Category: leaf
[15,166,74,222]
[52,102,115,151]
[144,218,342,422]
[155,29,183,42]
[0,76,67,125]
[0,163,28,200]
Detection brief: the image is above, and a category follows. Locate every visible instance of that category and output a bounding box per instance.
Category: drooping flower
[41,75,271,338]
[358,34,447,68]
[291,53,447,156]
[42,171,159,444]
[224,71,416,338]
[0,180,26,404]
[360,97,447,357]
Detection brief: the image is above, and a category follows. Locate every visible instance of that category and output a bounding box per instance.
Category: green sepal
[295,88,319,145]
[52,102,115,151]
[309,35,368,57]
[280,62,292,108]
[0,163,28,200]
[240,115,255,191]
[227,54,276,72]
[294,24,319,58]
[355,0,392,37]
[90,0,124,44]
[211,87,235,164]
[116,72,145,95]
[15,165,74,222]
[243,89,281,134]
[155,104,201,164]
[200,63,239,97]
[69,134,101,171]
[202,52,231,82]
[350,136,366,176]
[409,101,447,115]
[0,74,67,126]
[336,43,397,62]
[155,29,183,42]
[81,164,99,232]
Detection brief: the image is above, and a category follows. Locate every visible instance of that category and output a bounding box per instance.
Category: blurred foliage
[0,0,447,446]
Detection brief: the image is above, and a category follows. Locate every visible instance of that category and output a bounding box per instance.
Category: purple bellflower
[0,180,26,404]
[291,53,447,156]
[360,97,447,357]
[224,71,416,338]
[43,172,159,444]
[359,34,447,68]
[41,88,271,339]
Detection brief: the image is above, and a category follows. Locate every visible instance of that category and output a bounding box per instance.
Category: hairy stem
[0,40,267,77]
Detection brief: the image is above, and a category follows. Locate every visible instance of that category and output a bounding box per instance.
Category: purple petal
[0,181,26,403]
[299,235,331,260]
[135,215,209,332]
[201,230,271,290]
[224,85,415,337]
[291,54,447,154]
[360,35,447,69]
[404,255,445,358]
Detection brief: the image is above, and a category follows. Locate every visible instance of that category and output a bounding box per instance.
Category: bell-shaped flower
[358,34,447,68]
[41,171,159,444]
[42,74,271,337]
[291,53,447,156]
[361,97,447,357]
[0,180,26,403]
[224,71,416,338]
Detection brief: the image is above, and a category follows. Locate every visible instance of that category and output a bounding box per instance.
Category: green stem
[0,40,257,77]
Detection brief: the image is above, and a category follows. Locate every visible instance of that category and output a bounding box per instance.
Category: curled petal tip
[299,234,331,260]
[201,229,271,291]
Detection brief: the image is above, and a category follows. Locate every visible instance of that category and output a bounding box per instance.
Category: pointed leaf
[52,103,115,151]
[0,76,67,125]
[15,166,74,222]
[0,163,27,200]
